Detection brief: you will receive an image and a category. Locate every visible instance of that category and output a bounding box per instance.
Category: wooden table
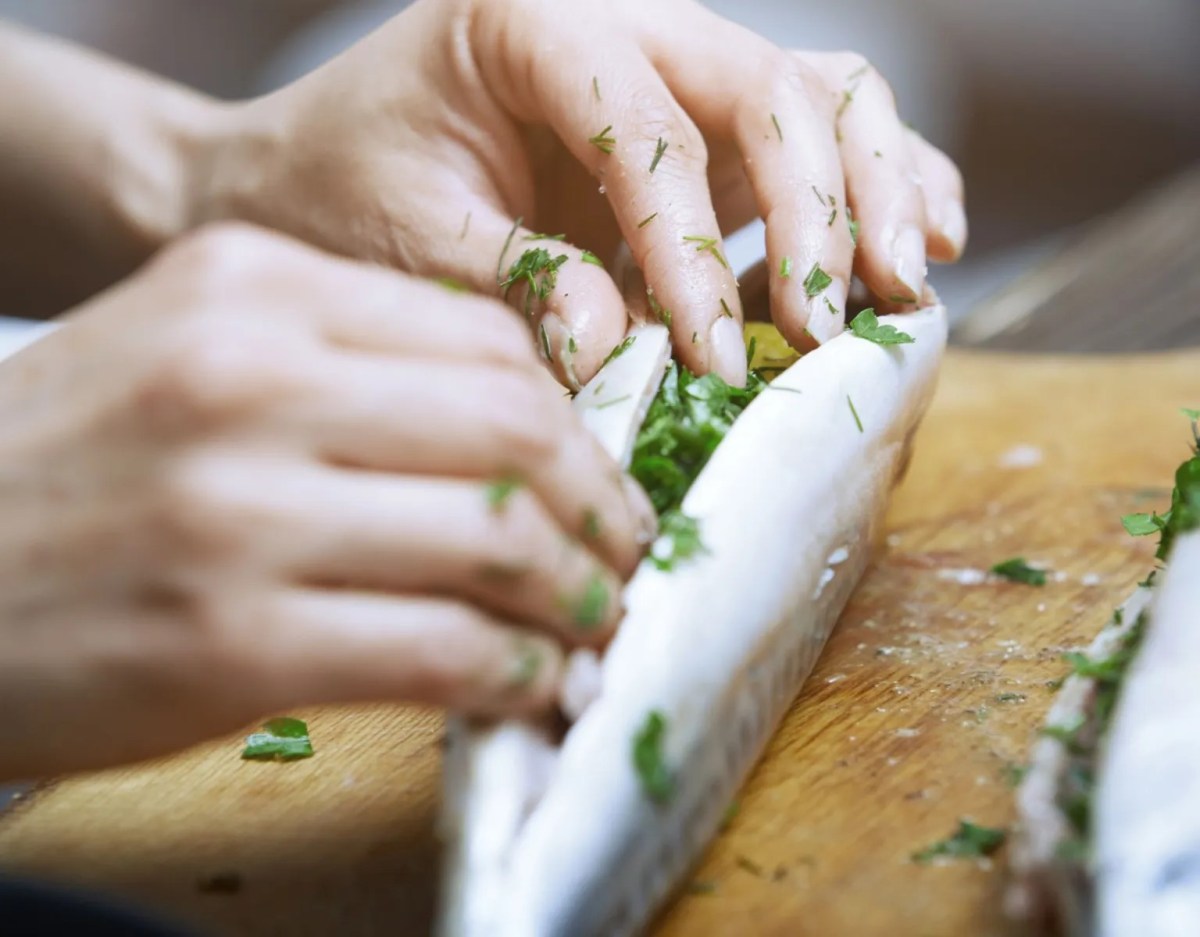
[1,170,1198,936]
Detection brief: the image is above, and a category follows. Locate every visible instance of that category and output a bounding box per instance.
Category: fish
[437,306,948,937]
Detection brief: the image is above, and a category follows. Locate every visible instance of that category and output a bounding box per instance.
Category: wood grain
[0,349,1196,937]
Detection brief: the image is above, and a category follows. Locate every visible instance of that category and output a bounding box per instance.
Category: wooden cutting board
[0,348,1195,937]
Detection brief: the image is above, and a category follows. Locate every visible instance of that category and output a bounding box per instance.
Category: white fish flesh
[438,307,948,937]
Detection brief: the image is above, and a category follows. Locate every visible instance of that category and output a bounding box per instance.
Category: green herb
[888,293,917,304]
[460,212,471,240]
[501,248,568,317]
[912,820,1006,864]
[873,149,882,158]
[811,185,827,207]
[242,717,314,762]
[568,335,578,354]
[825,297,839,316]
[1183,407,1200,421]
[687,880,717,895]
[746,336,757,368]
[632,710,673,804]
[691,331,699,344]
[437,276,470,293]
[649,137,668,174]
[583,508,601,540]
[630,362,767,516]
[650,510,707,571]
[1122,513,1164,536]
[849,309,915,346]
[602,335,635,367]
[995,692,1026,703]
[828,207,837,227]
[496,215,524,283]
[847,61,871,82]
[847,395,863,432]
[595,394,632,410]
[1040,721,1084,749]
[722,800,741,828]
[486,477,521,511]
[570,573,609,630]
[538,323,552,360]
[637,212,658,229]
[990,558,1047,586]
[508,639,542,689]
[719,297,733,318]
[803,263,833,298]
[847,205,859,244]
[1002,763,1028,787]
[588,125,616,155]
[736,855,765,877]
[523,232,566,242]
[683,235,730,270]
[771,112,783,141]
[780,256,793,279]
[592,76,601,101]
[647,289,672,327]
[581,250,604,267]
[1140,417,1200,561]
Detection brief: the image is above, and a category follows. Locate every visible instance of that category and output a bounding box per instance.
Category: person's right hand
[0,224,655,781]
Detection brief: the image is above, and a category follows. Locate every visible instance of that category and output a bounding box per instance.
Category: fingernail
[540,316,581,392]
[621,474,659,546]
[708,315,747,386]
[804,277,847,344]
[940,201,968,254]
[891,226,926,299]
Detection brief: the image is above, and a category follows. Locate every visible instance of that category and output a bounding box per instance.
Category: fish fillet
[438,307,948,937]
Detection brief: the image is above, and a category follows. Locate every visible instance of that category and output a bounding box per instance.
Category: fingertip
[708,314,748,386]
[891,226,927,301]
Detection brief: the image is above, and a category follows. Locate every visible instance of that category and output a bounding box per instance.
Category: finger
[256,589,564,718]
[907,128,967,262]
[276,468,627,647]
[473,15,746,384]
[800,52,928,308]
[287,354,656,574]
[639,20,850,351]
[453,209,628,388]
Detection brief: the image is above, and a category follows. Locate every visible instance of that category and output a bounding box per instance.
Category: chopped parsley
[991,558,1047,585]
[802,263,833,298]
[495,215,524,283]
[592,76,601,101]
[647,289,672,327]
[437,276,470,293]
[846,205,859,245]
[770,112,782,141]
[581,250,604,267]
[780,256,793,279]
[683,235,730,270]
[1122,513,1163,536]
[649,510,707,571]
[849,309,915,346]
[570,573,609,630]
[582,508,601,540]
[912,820,1005,864]
[632,710,673,804]
[242,717,314,762]
[847,395,863,432]
[811,185,827,207]
[486,477,521,512]
[825,297,839,316]
[602,335,635,367]
[538,323,552,360]
[588,125,616,155]
[637,212,658,229]
[649,137,668,174]
[501,248,567,317]
[719,297,733,318]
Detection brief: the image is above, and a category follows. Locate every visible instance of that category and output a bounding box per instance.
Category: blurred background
[0,0,1197,347]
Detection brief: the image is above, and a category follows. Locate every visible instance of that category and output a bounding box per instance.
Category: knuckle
[480,488,555,566]
[476,369,561,462]
[152,451,260,559]
[476,301,540,364]
[164,222,283,285]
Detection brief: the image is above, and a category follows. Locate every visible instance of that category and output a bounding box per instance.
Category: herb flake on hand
[581,250,604,267]
[780,256,793,279]
[633,710,673,804]
[990,558,1047,586]
[770,113,783,141]
[912,820,1006,864]
[802,263,833,298]
[649,137,668,174]
[486,477,521,512]
[602,335,635,367]
[637,212,658,229]
[570,573,609,630]
[683,235,730,270]
[501,248,568,317]
[849,309,915,345]
[588,125,616,154]
[650,510,707,570]
[242,717,314,762]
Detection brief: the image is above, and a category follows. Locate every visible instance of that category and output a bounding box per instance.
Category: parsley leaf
[990,558,1047,585]
[912,820,1006,864]
[780,256,793,279]
[849,309,915,346]
[501,248,568,318]
[650,510,707,570]
[601,335,635,367]
[802,263,833,297]
[581,250,604,268]
[632,710,673,804]
[846,205,859,245]
[1122,512,1164,537]
[242,717,314,762]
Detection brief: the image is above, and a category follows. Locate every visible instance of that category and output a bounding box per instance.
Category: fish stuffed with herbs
[438,306,948,937]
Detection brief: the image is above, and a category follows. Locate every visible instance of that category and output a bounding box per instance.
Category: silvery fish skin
[438,307,948,937]
[1096,530,1200,937]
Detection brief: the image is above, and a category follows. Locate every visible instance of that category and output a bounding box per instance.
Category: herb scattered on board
[802,263,833,298]
[501,248,567,317]
[633,710,673,804]
[911,820,1006,864]
[1120,409,1200,561]
[990,558,1047,586]
[849,309,914,346]
[242,717,314,762]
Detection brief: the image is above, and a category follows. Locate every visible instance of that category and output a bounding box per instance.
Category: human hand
[0,224,654,780]
[199,0,965,387]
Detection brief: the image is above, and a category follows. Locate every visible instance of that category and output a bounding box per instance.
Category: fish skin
[439,308,947,937]
[1096,531,1200,937]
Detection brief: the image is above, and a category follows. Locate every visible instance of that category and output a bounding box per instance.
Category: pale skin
[0,0,965,779]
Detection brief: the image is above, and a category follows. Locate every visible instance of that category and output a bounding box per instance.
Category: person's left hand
[198,0,965,388]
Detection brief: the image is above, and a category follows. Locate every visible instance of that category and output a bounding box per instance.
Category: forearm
[0,22,223,317]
